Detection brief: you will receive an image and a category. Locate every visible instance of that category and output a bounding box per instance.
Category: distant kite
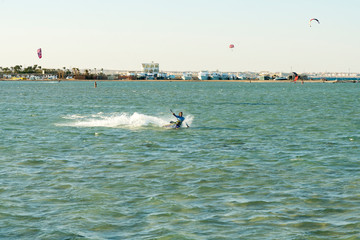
[309,18,320,27]
[229,44,235,49]
[37,48,42,59]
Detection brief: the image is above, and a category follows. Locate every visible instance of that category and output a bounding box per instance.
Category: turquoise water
[1,81,359,239]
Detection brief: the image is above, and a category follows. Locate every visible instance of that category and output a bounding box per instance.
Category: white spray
[57,112,193,129]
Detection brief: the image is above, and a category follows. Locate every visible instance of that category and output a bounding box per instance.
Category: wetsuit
[173,114,185,128]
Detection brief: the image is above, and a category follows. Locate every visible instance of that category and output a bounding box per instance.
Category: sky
[1,0,360,73]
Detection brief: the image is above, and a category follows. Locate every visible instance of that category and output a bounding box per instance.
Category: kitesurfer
[172,112,185,128]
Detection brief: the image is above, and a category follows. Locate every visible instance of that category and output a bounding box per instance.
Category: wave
[56,112,193,129]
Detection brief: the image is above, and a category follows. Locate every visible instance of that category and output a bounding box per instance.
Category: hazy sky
[1,0,360,72]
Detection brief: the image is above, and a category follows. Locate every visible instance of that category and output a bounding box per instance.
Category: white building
[141,62,159,74]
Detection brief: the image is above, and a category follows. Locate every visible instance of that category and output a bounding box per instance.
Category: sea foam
[57,112,193,129]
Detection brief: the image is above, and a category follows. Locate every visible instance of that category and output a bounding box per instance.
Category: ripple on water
[1,82,360,239]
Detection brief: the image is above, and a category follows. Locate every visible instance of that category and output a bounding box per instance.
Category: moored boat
[198,71,209,80]
[182,72,192,80]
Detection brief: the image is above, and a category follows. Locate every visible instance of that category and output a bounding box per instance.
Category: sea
[1,80,359,240]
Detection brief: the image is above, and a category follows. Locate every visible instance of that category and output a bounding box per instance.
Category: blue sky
[1,0,360,72]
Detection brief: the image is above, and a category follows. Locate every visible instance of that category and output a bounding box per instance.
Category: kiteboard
[163,121,180,129]
[163,121,189,129]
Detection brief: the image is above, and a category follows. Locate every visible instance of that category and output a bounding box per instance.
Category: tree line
[0,65,73,75]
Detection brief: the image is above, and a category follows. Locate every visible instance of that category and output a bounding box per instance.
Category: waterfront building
[141,62,159,74]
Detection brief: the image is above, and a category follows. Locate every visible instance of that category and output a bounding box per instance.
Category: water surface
[1,81,359,239]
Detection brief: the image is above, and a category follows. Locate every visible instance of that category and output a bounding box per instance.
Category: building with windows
[141,62,159,74]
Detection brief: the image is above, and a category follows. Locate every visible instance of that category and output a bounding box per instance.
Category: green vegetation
[0,65,110,80]
[0,65,73,75]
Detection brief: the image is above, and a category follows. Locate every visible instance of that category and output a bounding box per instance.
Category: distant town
[1,63,360,82]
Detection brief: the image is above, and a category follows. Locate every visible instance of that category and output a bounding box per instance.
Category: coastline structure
[1,64,360,82]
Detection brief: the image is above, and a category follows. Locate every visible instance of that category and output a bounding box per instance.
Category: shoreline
[0,79,343,83]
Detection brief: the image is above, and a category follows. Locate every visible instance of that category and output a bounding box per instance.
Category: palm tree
[3,67,10,73]
[14,65,23,73]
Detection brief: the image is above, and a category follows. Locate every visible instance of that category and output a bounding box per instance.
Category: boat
[210,72,221,80]
[198,71,209,80]
[221,73,230,80]
[182,72,192,80]
[274,77,288,81]
[229,74,237,80]
[167,75,176,80]
[157,72,168,80]
[136,73,146,80]
[237,75,247,80]
[146,73,155,80]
